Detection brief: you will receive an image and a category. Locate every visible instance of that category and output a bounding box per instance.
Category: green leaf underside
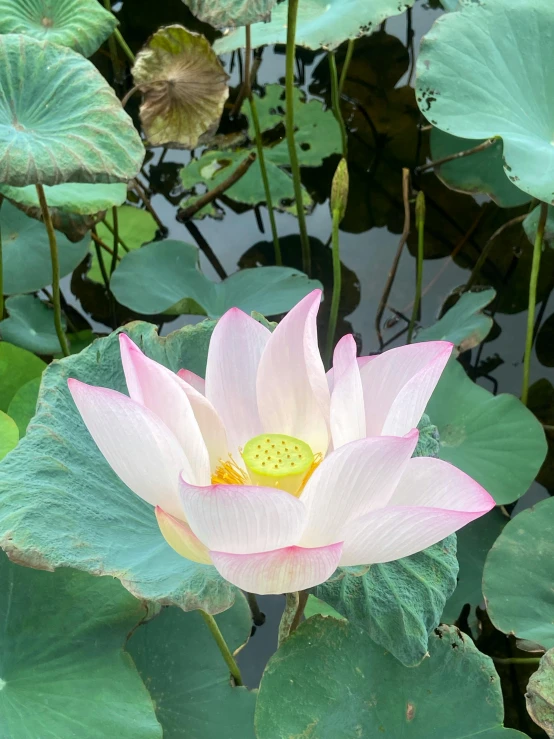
[0,0,117,58]
[183,0,277,27]
[0,295,66,355]
[483,497,554,651]
[0,411,19,462]
[0,551,162,739]
[110,239,321,317]
[526,648,554,738]
[128,594,256,738]
[0,34,144,187]
[0,321,237,614]
[214,0,416,52]
[416,0,554,204]
[0,342,46,412]
[255,620,524,738]
[0,199,89,293]
[430,129,531,208]
[311,536,458,667]
[426,358,547,504]
[6,376,41,437]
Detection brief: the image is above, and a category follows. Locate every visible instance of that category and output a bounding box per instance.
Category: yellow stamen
[211,456,248,486]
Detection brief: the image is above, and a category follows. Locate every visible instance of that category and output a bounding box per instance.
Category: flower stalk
[325,158,349,365]
[278,592,300,647]
[199,610,244,686]
[407,191,426,344]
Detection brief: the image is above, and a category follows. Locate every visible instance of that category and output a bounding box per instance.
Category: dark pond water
[72,0,554,700]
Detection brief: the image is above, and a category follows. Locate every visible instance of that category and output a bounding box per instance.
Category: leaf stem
[110,206,119,276]
[100,218,130,252]
[0,195,4,320]
[278,592,300,647]
[325,206,342,365]
[328,51,348,158]
[35,184,70,357]
[415,137,497,174]
[245,592,266,626]
[103,0,122,79]
[199,610,243,686]
[493,657,541,665]
[92,229,112,290]
[464,214,526,292]
[289,590,308,634]
[285,0,311,275]
[407,191,425,344]
[113,27,135,64]
[522,201,548,405]
[338,39,355,95]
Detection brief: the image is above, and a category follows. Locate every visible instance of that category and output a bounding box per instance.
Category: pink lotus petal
[330,335,366,448]
[205,308,270,460]
[155,506,212,564]
[257,290,330,455]
[119,334,210,484]
[177,369,206,395]
[179,476,308,554]
[359,341,453,437]
[68,379,191,518]
[299,432,419,548]
[210,542,343,595]
[326,354,375,393]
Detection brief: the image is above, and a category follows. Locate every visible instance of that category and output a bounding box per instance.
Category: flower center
[242,433,318,497]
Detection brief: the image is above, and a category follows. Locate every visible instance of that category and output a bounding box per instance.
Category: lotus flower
[68,291,494,595]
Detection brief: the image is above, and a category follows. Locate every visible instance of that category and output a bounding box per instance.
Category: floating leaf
[484,497,554,651]
[0,295,66,355]
[1,199,88,293]
[0,321,237,613]
[0,34,144,187]
[523,204,554,249]
[6,377,41,437]
[0,342,46,412]
[304,595,345,621]
[526,648,554,738]
[128,594,256,738]
[416,0,554,204]
[110,240,322,317]
[132,25,229,148]
[255,620,524,738]
[0,411,19,461]
[311,537,457,667]
[430,129,531,208]
[0,551,162,739]
[214,0,416,53]
[416,289,495,353]
[426,359,546,504]
[0,0,117,57]
[183,0,277,27]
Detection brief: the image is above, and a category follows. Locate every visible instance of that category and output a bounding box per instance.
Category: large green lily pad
[0,551,162,739]
[0,295,66,355]
[128,594,256,738]
[110,239,322,317]
[526,648,554,738]
[0,411,19,462]
[1,199,89,293]
[430,129,531,208]
[0,342,46,412]
[0,34,144,187]
[214,0,416,53]
[483,497,554,650]
[0,321,238,614]
[426,359,547,504]
[311,536,458,667]
[416,0,554,204]
[6,376,41,437]
[183,0,277,27]
[132,25,229,149]
[0,0,117,58]
[255,620,526,738]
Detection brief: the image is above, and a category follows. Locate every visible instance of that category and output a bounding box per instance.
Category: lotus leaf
[0,342,46,412]
[526,648,554,738]
[0,34,144,186]
[0,295,66,355]
[214,0,416,53]
[0,321,237,614]
[441,0,459,8]
[304,595,344,621]
[183,0,277,27]
[416,0,554,204]
[0,411,18,461]
[132,25,229,148]
[0,0,118,57]
[6,376,41,437]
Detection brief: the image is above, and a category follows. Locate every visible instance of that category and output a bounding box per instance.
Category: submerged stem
[278,592,300,647]
[328,52,348,158]
[199,610,243,686]
[407,191,425,344]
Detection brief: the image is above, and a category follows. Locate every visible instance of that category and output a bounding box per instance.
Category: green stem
[493,657,541,665]
[328,51,348,158]
[325,207,342,366]
[199,611,243,686]
[0,195,4,321]
[522,201,548,405]
[103,0,121,78]
[407,192,425,344]
[285,0,311,275]
[36,184,70,357]
[110,206,119,276]
[278,592,300,648]
[289,590,308,634]
[113,27,135,64]
[245,592,265,626]
[338,39,355,95]
[101,217,130,252]
[92,231,111,291]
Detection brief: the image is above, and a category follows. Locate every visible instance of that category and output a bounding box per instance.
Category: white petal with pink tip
[330,335,366,448]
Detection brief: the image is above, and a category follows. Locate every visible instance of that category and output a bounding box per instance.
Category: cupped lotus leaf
[526,648,554,738]
[311,536,458,667]
[0,182,127,242]
[132,25,229,149]
[483,497,554,651]
[6,376,41,437]
[0,295,66,355]
[214,0,416,53]
[255,620,525,738]
[1,199,88,293]
[430,129,531,208]
[0,0,118,58]
[416,0,554,204]
[128,594,256,738]
[524,204,554,249]
[183,0,277,27]
[110,239,322,318]
[0,551,162,739]
[416,288,495,353]
[426,358,547,504]
[0,321,237,614]
[0,342,46,412]
[0,34,145,187]
[0,411,19,461]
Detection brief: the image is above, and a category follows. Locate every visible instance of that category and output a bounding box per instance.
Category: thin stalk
[278,592,300,648]
[132,179,166,232]
[464,214,526,292]
[415,138,496,174]
[91,231,121,261]
[338,39,355,95]
[285,0,311,275]
[199,611,243,686]
[113,28,135,64]
[93,236,111,291]
[289,591,308,634]
[325,206,342,365]
[407,192,425,344]
[102,0,121,79]
[522,202,548,405]
[231,25,252,116]
[35,184,70,357]
[101,218,130,252]
[110,206,119,276]
[0,195,4,320]
[328,52,347,158]
[493,657,541,666]
[245,592,266,626]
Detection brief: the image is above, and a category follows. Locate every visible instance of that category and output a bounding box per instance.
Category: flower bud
[331,158,349,221]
